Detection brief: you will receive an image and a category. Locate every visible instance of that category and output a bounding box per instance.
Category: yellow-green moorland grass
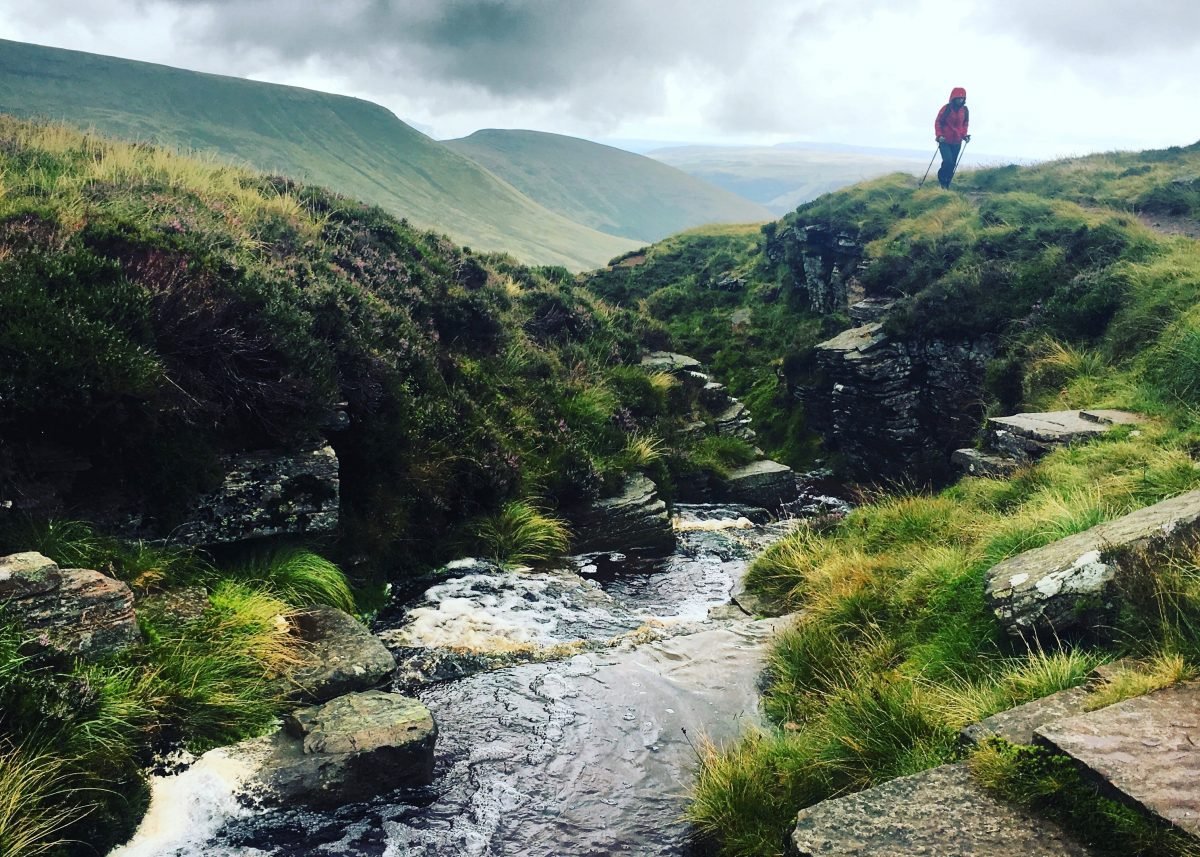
[690,421,1200,855]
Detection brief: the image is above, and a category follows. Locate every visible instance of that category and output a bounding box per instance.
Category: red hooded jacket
[935,87,970,145]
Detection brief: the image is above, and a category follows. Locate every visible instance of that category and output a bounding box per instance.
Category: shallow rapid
[112,504,806,857]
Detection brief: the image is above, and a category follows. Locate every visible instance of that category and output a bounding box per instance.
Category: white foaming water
[109,746,268,857]
[382,569,625,652]
[673,515,755,532]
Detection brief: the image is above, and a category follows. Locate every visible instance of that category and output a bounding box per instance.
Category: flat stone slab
[984,489,1200,638]
[815,322,886,355]
[1036,681,1200,837]
[961,686,1092,747]
[789,763,1095,856]
[263,690,437,807]
[988,410,1138,444]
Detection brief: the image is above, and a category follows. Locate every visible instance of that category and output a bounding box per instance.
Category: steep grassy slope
[446,129,771,241]
[660,144,1200,855]
[0,39,639,270]
[648,143,929,213]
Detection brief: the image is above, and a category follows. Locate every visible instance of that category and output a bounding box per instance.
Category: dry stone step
[1035,680,1200,838]
[984,488,1200,638]
[788,763,1096,856]
[961,686,1092,747]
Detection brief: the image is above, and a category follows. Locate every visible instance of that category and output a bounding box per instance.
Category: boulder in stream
[717,460,798,509]
[281,606,396,703]
[260,690,437,808]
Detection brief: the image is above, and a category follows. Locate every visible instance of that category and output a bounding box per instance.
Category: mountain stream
[110,499,843,857]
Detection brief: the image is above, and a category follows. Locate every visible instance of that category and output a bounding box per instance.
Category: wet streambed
[112,504,816,857]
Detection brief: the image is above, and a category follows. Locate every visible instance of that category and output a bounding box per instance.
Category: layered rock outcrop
[803,323,993,482]
[567,474,675,555]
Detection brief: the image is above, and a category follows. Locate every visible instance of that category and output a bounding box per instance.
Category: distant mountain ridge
[446,129,771,242]
[0,38,638,269]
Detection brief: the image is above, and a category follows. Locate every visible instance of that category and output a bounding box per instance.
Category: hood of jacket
[949,86,967,100]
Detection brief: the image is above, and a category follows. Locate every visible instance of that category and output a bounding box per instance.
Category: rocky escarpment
[802,323,993,482]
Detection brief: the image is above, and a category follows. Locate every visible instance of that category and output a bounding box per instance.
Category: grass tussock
[0,745,90,857]
[226,548,357,614]
[471,500,572,565]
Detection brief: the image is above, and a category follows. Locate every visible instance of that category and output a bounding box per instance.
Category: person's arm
[935,105,947,142]
[963,105,971,142]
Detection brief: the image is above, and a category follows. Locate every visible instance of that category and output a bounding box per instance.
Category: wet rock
[0,552,139,657]
[788,763,1096,856]
[718,460,798,509]
[961,686,1092,747]
[282,606,396,703]
[984,489,1200,639]
[172,444,339,547]
[260,690,437,808]
[1036,681,1200,837]
[568,474,675,555]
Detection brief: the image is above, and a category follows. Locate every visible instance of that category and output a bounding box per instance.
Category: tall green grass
[226,548,356,614]
[691,425,1200,854]
[471,501,572,565]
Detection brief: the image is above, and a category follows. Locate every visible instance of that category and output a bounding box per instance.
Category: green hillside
[446,129,771,241]
[0,39,639,270]
[594,143,1200,854]
[648,143,929,214]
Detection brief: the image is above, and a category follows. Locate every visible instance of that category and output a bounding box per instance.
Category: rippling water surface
[113,504,804,857]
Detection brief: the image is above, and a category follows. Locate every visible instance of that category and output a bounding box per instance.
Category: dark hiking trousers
[938,141,962,188]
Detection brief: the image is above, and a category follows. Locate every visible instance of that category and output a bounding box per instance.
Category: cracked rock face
[280,606,396,704]
[984,489,1200,638]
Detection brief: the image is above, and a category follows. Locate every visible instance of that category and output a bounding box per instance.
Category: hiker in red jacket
[934,87,971,188]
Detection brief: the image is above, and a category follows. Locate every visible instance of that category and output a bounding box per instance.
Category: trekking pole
[950,138,970,184]
[917,144,939,188]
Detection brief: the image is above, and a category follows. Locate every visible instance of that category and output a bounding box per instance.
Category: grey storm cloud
[158,0,783,98]
[984,0,1200,56]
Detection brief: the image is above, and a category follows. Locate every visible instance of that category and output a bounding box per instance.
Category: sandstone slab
[1035,681,1200,837]
[788,763,1095,856]
[984,489,1200,638]
[172,444,340,547]
[961,686,1092,747]
[568,474,675,555]
[987,410,1139,462]
[718,460,798,509]
[282,606,396,703]
[261,690,436,808]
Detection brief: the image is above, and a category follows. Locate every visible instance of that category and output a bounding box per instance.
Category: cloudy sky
[1,0,1198,160]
